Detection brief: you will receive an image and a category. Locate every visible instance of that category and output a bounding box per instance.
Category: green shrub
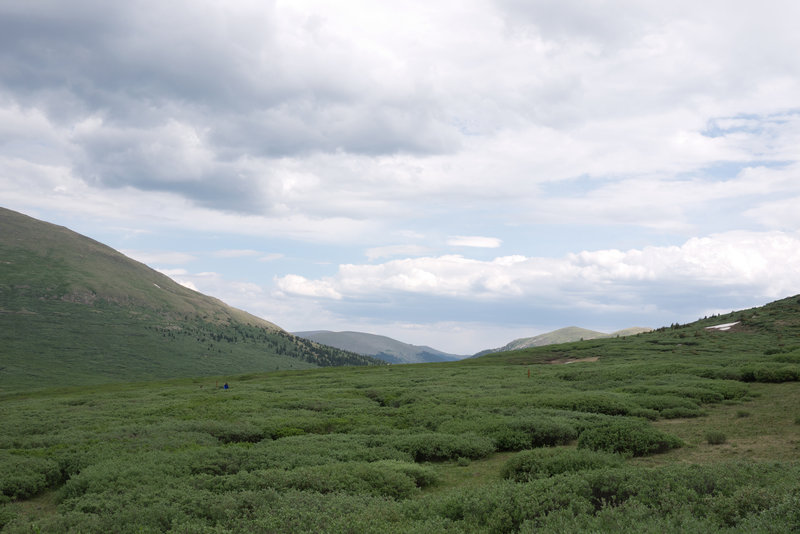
[706,380,750,400]
[0,503,17,530]
[281,462,420,499]
[378,460,439,489]
[392,433,495,462]
[577,420,682,456]
[501,448,624,482]
[271,426,306,439]
[771,350,800,364]
[707,485,776,527]
[739,364,799,383]
[705,431,727,445]
[632,395,702,418]
[491,417,579,451]
[431,477,594,532]
[200,421,265,443]
[659,406,704,419]
[542,392,635,416]
[0,452,62,500]
[736,488,800,532]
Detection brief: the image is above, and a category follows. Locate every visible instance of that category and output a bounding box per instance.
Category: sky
[2,0,800,355]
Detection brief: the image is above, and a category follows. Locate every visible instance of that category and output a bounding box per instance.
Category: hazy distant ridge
[293,330,463,364]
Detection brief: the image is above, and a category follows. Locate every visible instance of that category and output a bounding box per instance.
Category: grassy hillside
[0,207,381,392]
[1,296,799,532]
[294,330,463,363]
[0,208,279,326]
[476,326,652,356]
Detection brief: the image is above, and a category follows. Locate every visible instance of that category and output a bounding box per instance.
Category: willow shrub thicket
[2,297,800,532]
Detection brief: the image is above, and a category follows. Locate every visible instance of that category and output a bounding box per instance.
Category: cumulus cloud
[2,0,799,224]
[3,1,800,352]
[276,231,800,306]
[275,274,342,300]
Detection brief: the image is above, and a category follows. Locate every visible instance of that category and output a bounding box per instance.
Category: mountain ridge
[0,207,382,392]
[0,207,281,329]
[293,330,463,364]
[473,325,653,356]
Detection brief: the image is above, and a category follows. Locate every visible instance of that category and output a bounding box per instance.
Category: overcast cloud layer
[2,1,799,353]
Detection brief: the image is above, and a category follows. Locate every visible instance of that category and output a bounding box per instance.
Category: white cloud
[3,1,800,353]
[155,268,268,305]
[276,231,800,305]
[447,236,502,248]
[275,274,342,300]
[176,279,198,291]
[3,1,800,234]
[746,196,800,229]
[154,268,197,290]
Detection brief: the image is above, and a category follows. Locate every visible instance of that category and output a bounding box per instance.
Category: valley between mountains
[2,207,800,532]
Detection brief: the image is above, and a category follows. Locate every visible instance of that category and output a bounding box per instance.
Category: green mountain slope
[474,325,652,356]
[293,330,464,363]
[472,295,800,367]
[0,207,381,392]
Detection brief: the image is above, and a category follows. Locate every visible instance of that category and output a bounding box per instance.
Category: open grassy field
[2,296,799,532]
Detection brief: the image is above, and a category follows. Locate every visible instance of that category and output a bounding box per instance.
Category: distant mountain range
[293,330,464,364]
[472,326,652,357]
[0,207,382,392]
[0,206,656,392]
[295,326,654,363]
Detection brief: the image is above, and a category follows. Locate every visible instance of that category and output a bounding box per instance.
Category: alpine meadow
[2,208,800,532]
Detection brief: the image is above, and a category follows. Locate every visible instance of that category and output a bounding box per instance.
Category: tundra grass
[639,381,800,465]
[2,296,800,532]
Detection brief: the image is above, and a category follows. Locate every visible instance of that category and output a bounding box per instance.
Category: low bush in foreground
[738,364,800,383]
[491,416,579,451]
[388,432,495,462]
[0,452,62,500]
[577,419,683,456]
[501,448,624,482]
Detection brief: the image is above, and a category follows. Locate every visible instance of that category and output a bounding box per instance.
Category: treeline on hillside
[146,320,383,368]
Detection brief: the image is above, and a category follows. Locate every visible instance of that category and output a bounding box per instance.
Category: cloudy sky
[3,0,800,354]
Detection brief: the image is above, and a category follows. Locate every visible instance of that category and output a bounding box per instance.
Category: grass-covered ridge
[0,207,382,392]
[2,295,799,532]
